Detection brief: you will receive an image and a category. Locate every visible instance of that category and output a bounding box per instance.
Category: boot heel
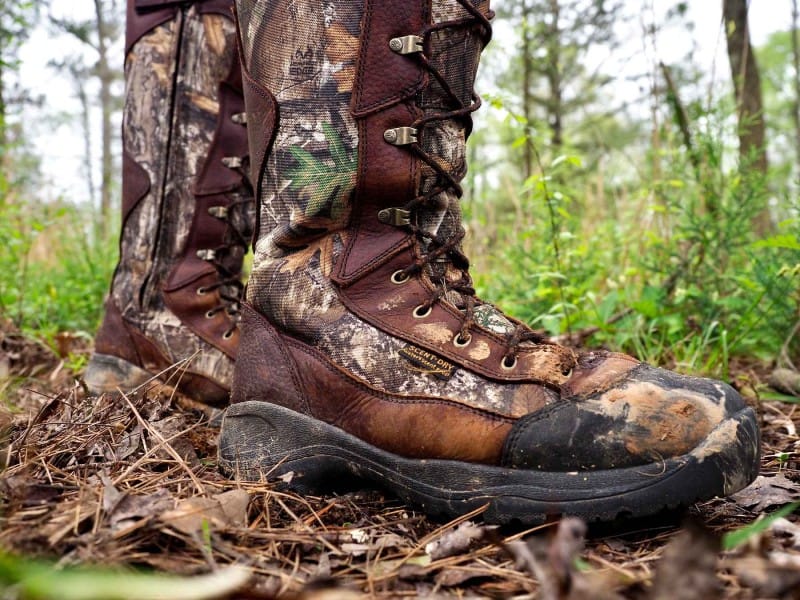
[83,353,155,395]
[218,401,361,493]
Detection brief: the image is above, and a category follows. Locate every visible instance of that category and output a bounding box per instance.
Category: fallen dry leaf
[727,554,800,598]
[159,489,250,535]
[729,473,800,512]
[425,521,488,560]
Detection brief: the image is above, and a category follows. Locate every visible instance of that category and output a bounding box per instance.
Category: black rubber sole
[218,402,760,524]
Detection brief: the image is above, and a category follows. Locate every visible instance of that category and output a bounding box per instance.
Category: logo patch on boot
[399,345,456,380]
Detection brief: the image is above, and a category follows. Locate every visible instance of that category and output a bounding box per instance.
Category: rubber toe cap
[502,364,747,471]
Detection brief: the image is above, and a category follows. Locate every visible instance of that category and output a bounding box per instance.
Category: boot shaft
[236,0,489,266]
[89,0,255,404]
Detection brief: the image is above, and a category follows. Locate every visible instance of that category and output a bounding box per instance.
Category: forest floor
[1,320,799,599]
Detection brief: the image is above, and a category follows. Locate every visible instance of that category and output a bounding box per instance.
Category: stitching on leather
[282,334,514,424]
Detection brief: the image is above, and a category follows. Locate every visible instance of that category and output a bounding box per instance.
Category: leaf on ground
[0,474,66,508]
[729,474,800,512]
[340,543,371,557]
[425,521,488,560]
[435,567,484,587]
[103,423,143,462]
[102,482,173,533]
[159,489,250,536]
[150,416,200,467]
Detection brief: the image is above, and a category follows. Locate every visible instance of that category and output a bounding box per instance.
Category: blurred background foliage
[0,0,798,378]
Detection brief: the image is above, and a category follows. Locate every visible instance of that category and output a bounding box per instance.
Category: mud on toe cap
[502,365,749,472]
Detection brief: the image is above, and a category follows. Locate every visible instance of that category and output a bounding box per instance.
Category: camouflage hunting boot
[84,0,254,406]
[219,0,760,523]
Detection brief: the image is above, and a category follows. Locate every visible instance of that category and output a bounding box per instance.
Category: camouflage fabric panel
[236,0,361,312]
[250,240,555,418]
[112,6,237,382]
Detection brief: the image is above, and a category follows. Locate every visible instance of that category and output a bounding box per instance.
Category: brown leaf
[150,416,200,467]
[0,474,66,508]
[324,22,358,93]
[425,521,488,560]
[435,567,484,587]
[729,473,800,512]
[159,489,250,535]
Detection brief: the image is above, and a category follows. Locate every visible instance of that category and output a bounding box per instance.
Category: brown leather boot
[84,0,254,406]
[219,0,759,522]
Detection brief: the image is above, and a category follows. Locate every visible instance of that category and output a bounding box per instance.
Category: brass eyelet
[413,305,432,319]
[453,333,472,348]
[501,355,518,370]
[391,270,410,285]
[196,287,207,296]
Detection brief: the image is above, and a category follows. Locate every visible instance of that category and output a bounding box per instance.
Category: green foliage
[0,197,116,348]
[466,93,799,376]
[0,552,248,600]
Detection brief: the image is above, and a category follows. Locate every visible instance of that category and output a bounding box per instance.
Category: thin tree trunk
[521,0,533,180]
[74,67,96,208]
[722,0,771,233]
[95,0,114,239]
[791,0,800,176]
[546,0,563,149]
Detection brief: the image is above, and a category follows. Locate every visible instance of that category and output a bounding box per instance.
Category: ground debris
[650,519,721,600]
[0,374,798,597]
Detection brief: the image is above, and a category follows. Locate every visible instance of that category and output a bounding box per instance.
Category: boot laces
[198,151,255,338]
[390,1,571,371]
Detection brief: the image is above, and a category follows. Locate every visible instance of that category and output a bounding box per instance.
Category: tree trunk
[722,0,771,232]
[791,0,800,177]
[521,0,534,180]
[546,0,563,149]
[95,0,114,240]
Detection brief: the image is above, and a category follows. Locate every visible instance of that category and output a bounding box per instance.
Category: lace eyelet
[222,330,234,340]
[413,305,432,319]
[391,270,410,285]
[562,367,573,378]
[196,287,207,296]
[501,355,518,370]
[453,333,472,348]
[205,310,216,319]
